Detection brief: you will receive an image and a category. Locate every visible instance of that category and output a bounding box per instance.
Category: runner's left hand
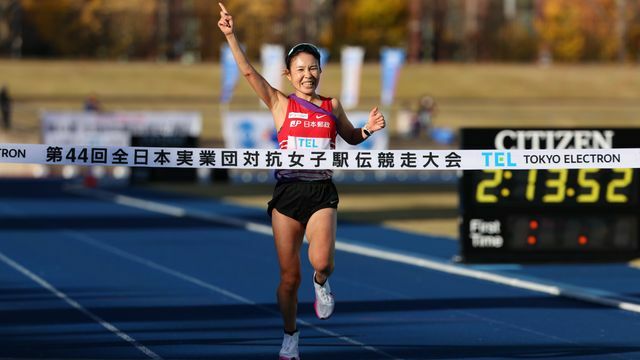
[367,107,386,133]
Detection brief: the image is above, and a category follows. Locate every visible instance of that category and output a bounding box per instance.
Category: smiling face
[286,52,321,97]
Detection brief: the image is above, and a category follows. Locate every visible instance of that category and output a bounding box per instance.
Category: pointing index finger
[218,2,229,14]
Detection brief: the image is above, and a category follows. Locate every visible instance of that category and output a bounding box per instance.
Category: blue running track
[2,179,640,360]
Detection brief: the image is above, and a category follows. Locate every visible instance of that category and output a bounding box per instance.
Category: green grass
[2,60,640,143]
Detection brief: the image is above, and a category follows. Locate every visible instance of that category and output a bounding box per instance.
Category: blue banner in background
[380,48,406,107]
[340,46,365,110]
[319,47,330,69]
[220,44,240,104]
[261,44,285,92]
[316,47,330,93]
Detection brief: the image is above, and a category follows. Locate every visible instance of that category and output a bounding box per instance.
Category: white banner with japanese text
[1,144,639,171]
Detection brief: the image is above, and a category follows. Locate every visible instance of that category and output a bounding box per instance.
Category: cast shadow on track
[3,335,638,360]
[4,343,638,360]
[1,294,625,359]
[1,295,606,325]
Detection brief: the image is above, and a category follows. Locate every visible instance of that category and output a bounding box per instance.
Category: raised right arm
[218,2,283,110]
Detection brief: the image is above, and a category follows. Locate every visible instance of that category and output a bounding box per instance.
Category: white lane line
[334,240,640,314]
[334,241,561,295]
[68,187,640,313]
[0,250,162,360]
[64,230,402,360]
[339,242,640,314]
[66,186,640,314]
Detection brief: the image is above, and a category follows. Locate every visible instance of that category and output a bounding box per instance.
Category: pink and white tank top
[276,94,337,181]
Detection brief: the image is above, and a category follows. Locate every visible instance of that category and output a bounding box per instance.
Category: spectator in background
[412,94,437,138]
[0,85,11,130]
[84,93,102,112]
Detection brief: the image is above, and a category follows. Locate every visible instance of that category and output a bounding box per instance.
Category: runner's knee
[279,271,301,292]
[310,256,334,277]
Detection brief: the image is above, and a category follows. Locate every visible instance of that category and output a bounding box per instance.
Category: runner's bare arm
[333,99,385,145]
[218,2,285,110]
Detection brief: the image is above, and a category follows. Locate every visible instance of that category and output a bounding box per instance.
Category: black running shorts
[267,179,339,224]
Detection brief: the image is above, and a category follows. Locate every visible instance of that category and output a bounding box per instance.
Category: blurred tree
[194,0,223,61]
[102,0,157,59]
[580,0,620,61]
[535,0,585,61]
[494,21,538,61]
[22,0,96,57]
[8,0,640,63]
[486,0,538,62]
[628,0,640,62]
[21,0,157,58]
[213,0,286,60]
[407,0,422,62]
[429,0,450,62]
[335,0,408,59]
[535,0,634,62]
[471,0,506,61]
[0,0,22,58]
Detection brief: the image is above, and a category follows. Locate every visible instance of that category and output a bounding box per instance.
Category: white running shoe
[313,272,335,320]
[279,330,300,360]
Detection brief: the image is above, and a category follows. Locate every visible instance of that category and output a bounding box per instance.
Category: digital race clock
[459,128,640,263]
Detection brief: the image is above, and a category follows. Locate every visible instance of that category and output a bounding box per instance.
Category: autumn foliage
[14,0,640,62]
